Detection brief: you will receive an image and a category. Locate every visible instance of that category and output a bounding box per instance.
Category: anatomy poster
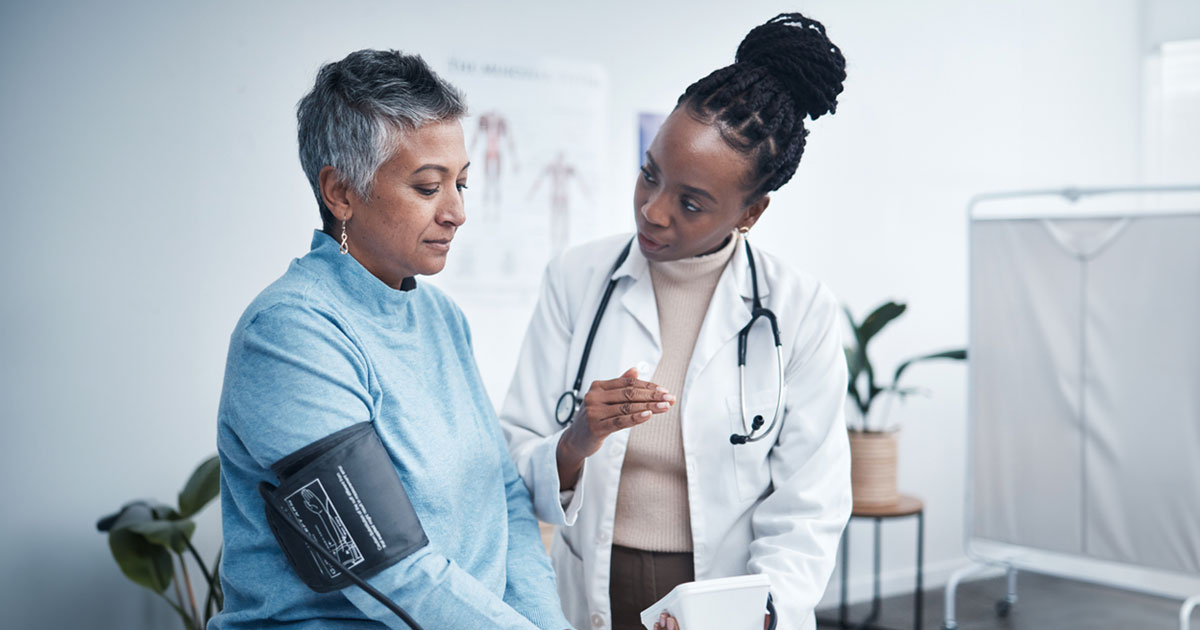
[437,55,608,300]
[638,112,666,164]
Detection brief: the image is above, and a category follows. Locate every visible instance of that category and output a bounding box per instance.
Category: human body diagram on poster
[438,56,608,297]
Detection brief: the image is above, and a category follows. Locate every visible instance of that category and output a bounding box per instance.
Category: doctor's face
[633,108,768,262]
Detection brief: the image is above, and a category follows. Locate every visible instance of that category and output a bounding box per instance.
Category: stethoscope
[554,234,785,445]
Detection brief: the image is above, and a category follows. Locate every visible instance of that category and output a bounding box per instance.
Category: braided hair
[677,13,846,199]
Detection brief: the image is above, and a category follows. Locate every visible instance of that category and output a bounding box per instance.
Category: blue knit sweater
[210,231,570,630]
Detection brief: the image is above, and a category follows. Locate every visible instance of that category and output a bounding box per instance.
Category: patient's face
[632,108,766,262]
[343,120,470,288]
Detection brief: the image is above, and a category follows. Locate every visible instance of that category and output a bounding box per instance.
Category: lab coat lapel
[615,243,661,350]
[687,238,766,385]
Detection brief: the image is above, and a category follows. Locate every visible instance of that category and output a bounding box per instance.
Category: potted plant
[96,455,223,629]
[844,301,966,508]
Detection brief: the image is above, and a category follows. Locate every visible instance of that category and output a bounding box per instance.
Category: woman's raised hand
[572,367,674,454]
[556,367,674,489]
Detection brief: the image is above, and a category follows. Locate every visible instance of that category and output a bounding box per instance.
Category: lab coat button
[591,612,605,627]
[597,530,610,544]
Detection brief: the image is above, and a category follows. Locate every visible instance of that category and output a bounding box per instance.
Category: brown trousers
[609,544,695,630]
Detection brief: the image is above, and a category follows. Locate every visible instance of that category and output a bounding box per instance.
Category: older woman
[210,50,570,630]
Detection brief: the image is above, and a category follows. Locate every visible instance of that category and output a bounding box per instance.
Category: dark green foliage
[97,456,223,629]
[844,301,967,431]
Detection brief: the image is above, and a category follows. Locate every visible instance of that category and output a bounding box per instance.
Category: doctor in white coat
[500,13,852,630]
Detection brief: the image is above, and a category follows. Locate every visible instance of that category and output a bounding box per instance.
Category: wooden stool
[817,494,925,630]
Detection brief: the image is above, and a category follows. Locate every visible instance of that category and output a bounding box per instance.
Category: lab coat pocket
[727,389,779,501]
[551,527,587,622]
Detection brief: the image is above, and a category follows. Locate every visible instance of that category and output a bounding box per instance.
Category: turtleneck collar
[648,231,739,284]
[304,230,417,316]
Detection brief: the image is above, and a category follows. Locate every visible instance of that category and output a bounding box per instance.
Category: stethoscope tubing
[558,235,784,444]
[555,240,633,425]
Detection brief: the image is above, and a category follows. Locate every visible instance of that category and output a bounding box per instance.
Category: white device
[639,574,772,630]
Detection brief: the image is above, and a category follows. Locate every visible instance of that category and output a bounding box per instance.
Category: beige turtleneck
[612,233,739,552]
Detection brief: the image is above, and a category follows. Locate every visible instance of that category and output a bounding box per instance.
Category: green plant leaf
[892,348,967,386]
[97,501,141,530]
[842,306,866,380]
[843,345,862,381]
[99,500,157,532]
[889,386,927,399]
[97,511,121,532]
[129,519,197,553]
[100,500,181,593]
[858,301,906,347]
[178,455,220,518]
[845,301,904,415]
[846,372,865,414]
[152,504,182,520]
[108,526,174,594]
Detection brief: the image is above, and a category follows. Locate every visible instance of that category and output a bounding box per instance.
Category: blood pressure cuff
[258,422,429,593]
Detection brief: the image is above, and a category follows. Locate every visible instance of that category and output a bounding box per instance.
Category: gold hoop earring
[738,226,750,235]
[339,220,349,255]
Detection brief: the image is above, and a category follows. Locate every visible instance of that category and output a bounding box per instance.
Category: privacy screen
[969,214,1200,576]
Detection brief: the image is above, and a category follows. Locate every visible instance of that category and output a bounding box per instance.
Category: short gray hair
[297,49,467,229]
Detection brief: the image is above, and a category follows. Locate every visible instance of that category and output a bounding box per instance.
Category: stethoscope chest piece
[555,390,580,426]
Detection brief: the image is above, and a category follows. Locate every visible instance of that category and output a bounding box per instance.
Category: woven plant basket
[848,430,899,509]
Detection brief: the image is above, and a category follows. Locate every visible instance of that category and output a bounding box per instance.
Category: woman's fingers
[607,409,656,430]
[593,400,671,421]
[576,368,675,443]
[587,385,674,405]
[628,400,671,418]
[596,374,660,391]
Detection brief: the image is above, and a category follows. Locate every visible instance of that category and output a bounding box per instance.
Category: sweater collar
[305,230,417,315]
[612,231,769,300]
[648,231,737,285]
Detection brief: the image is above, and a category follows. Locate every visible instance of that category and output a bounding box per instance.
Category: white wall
[0,1,1163,627]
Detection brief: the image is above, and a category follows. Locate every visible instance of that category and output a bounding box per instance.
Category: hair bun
[735,13,846,120]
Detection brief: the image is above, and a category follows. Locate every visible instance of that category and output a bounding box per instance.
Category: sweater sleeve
[498,261,588,526]
[451,302,573,630]
[498,430,574,629]
[223,303,546,629]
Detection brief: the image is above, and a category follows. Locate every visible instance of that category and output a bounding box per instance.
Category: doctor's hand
[556,367,674,490]
[653,611,769,630]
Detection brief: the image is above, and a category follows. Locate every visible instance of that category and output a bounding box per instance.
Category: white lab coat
[499,233,852,630]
